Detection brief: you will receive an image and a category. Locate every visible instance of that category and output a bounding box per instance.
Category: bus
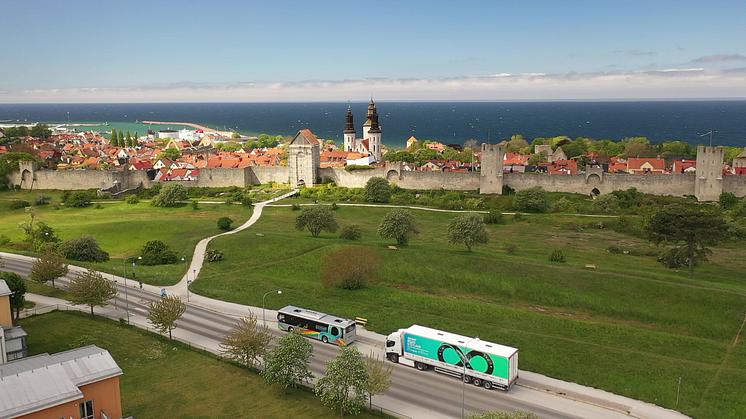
[276,305,357,346]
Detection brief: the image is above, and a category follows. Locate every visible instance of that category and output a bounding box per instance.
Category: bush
[125,194,140,204]
[364,177,392,203]
[502,185,515,195]
[190,200,200,210]
[8,200,30,210]
[0,234,11,246]
[34,194,51,206]
[140,240,178,266]
[61,235,110,262]
[553,197,577,213]
[151,183,188,207]
[320,246,382,290]
[330,203,338,211]
[505,244,518,254]
[291,203,301,211]
[339,225,362,240]
[592,194,620,213]
[483,210,505,224]
[513,186,552,213]
[549,249,566,263]
[719,192,739,209]
[217,217,234,231]
[205,249,224,262]
[65,191,92,207]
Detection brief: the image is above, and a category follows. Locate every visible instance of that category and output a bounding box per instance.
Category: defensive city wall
[8,146,744,201]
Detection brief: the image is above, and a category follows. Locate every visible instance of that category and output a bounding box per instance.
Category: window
[80,400,94,419]
[386,340,396,348]
[345,324,356,334]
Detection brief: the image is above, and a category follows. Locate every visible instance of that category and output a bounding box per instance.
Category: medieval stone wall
[503,173,697,197]
[723,175,746,197]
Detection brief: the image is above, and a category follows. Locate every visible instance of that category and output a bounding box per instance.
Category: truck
[385,325,518,390]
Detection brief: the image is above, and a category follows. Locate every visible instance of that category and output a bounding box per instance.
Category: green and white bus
[277,305,357,346]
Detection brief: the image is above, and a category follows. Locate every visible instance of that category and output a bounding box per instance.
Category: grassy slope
[20,311,378,419]
[193,205,746,419]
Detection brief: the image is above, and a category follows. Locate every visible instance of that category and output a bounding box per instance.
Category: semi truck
[385,325,519,390]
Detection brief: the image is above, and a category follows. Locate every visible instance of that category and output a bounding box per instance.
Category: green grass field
[20,311,380,419]
[193,204,746,419]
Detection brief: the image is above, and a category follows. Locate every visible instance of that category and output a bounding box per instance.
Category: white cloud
[2,68,745,103]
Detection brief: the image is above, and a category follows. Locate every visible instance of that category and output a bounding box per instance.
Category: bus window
[345,324,355,334]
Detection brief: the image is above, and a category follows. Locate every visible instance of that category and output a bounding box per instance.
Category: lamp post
[262,289,282,328]
[123,255,142,324]
[462,336,478,419]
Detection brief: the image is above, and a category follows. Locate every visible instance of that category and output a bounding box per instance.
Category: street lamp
[462,336,478,419]
[123,255,142,324]
[262,289,282,328]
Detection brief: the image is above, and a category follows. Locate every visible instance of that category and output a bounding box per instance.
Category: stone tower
[694,145,724,201]
[367,102,382,161]
[18,161,37,190]
[343,105,356,152]
[288,129,321,187]
[479,144,505,194]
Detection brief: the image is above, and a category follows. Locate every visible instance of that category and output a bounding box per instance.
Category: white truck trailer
[385,325,519,390]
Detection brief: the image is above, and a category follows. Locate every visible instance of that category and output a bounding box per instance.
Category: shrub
[65,191,92,207]
[94,203,103,209]
[339,225,362,240]
[291,203,301,211]
[8,200,30,210]
[502,185,516,195]
[364,177,392,203]
[330,203,338,211]
[34,194,51,206]
[140,240,178,266]
[320,246,382,290]
[483,210,505,224]
[344,165,375,172]
[151,183,188,207]
[719,192,739,209]
[0,234,11,246]
[512,213,525,222]
[61,235,110,262]
[505,244,518,254]
[549,249,566,263]
[61,190,71,202]
[217,217,234,231]
[553,197,577,213]
[190,200,200,210]
[125,194,140,204]
[205,249,224,262]
[513,186,552,213]
[592,194,620,213]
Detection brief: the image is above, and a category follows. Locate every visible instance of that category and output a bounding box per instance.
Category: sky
[1,0,745,103]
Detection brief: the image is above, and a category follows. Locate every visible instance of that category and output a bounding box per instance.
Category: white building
[343,99,382,162]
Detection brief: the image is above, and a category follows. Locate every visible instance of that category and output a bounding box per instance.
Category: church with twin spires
[343,99,382,162]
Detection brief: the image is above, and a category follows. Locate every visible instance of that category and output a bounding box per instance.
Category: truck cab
[385,330,404,363]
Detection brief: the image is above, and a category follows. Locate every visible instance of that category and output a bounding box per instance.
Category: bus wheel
[416,362,428,371]
[483,381,493,390]
[388,353,399,363]
[463,375,471,384]
[322,336,329,343]
[288,327,294,333]
[472,378,482,387]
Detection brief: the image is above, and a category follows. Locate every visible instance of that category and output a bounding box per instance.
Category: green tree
[364,177,392,203]
[262,331,315,394]
[0,152,36,190]
[315,346,368,417]
[161,147,182,160]
[364,350,393,410]
[65,190,92,207]
[467,411,540,419]
[30,123,52,139]
[217,216,234,231]
[339,225,362,240]
[446,212,490,252]
[125,130,132,147]
[140,240,178,265]
[295,206,339,237]
[110,130,119,147]
[527,151,547,166]
[320,246,381,290]
[151,182,188,207]
[67,268,118,318]
[513,186,552,213]
[147,294,186,339]
[29,250,68,289]
[378,208,419,246]
[592,194,620,213]
[646,205,729,277]
[61,235,110,262]
[0,272,27,325]
[219,312,273,368]
[719,192,739,209]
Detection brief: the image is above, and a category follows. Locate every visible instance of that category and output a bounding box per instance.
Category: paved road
[3,253,691,419]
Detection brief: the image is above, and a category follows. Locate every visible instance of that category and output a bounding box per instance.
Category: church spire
[344,104,356,134]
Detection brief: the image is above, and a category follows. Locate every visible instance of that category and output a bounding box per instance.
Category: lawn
[20,311,379,419]
[193,204,746,419]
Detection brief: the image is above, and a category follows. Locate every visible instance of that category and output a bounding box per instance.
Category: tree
[339,225,362,240]
[315,346,369,417]
[65,190,92,207]
[29,123,52,139]
[719,192,739,209]
[295,206,339,237]
[527,151,547,166]
[364,350,393,410]
[217,216,234,231]
[592,194,620,213]
[61,235,110,262]
[161,147,182,160]
[467,411,540,419]
[447,212,490,252]
[262,331,315,394]
[0,272,27,325]
[513,186,552,213]
[0,152,36,189]
[364,177,392,203]
[378,208,419,246]
[151,182,188,207]
[219,312,273,368]
[110,130,119,147]
[646,205,728,277]
[320,246,382,290]
[125,130,133,148]
[67,268,118,318]
[140,240,178,265]
[29,250,68,289]
[147,294,186,339]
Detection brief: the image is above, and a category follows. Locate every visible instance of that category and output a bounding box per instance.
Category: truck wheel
[416,362,428,371]
[463,375,471,384]
[483,381,493,390]
[388,353,399,363]
[472,378,482,387]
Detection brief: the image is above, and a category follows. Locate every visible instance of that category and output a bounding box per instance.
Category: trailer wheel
[483,381,493,390]
[472,378,482,387]
[388,353,399,363]
[415,362,428,371]
[321,336,329,343]
[463,375,471,384]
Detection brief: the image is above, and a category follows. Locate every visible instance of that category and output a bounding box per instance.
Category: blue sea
[1,101,745,150]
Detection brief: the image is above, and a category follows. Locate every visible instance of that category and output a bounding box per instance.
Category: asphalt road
[3,255,637,419]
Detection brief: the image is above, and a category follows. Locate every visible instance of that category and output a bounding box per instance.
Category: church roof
[290,129,320,146]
